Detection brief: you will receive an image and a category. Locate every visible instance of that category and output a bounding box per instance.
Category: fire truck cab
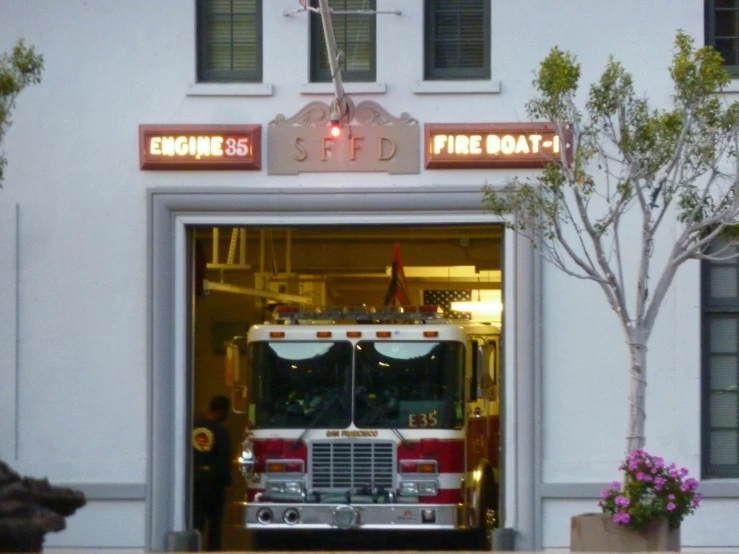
[225,305,500,548]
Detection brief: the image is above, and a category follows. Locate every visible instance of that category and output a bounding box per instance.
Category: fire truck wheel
[472,473,497,550]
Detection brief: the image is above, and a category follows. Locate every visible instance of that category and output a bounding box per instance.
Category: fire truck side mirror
[484,339,499,401]
[231,385,248,414]
[226,341,240,385]
[226,338,249,414]
[475,345,486,399]
[470,340,484,402]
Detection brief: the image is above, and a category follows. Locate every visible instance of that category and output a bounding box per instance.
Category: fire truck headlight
[400,480,438,496]
[418,481,439,496]
[266,480,304,494]
[399,481,419,496]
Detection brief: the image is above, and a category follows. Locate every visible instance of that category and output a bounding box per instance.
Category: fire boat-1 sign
[424,122,572,169]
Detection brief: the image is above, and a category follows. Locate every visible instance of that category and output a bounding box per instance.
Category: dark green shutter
[703,241,739,477]
[197,0,262,82]
[425,0,490,80]
[707,0,739,76]
[310,0,376,83]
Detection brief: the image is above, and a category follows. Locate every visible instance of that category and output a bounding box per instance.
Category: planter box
[571,513,680,552]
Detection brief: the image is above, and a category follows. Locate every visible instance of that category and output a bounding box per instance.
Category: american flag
[423,289,472,320]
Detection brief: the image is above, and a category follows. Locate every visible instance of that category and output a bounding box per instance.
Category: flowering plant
[600,450,702,530]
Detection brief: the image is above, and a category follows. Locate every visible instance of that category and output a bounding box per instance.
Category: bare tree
[0,39,43,185]
[484,31,739,453]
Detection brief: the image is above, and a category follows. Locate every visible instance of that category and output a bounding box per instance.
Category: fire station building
[1,0,738,550]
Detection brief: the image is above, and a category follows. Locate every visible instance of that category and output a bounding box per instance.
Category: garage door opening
[188,223,504,551]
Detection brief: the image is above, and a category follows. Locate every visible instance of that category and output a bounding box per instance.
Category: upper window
[310,0,376,83]
[702,242,739,477]
[706,0,739,75]
[424,0,490,80]
[196,0,262,82]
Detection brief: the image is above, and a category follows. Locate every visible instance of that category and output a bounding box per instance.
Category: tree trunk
[625,339,648,453]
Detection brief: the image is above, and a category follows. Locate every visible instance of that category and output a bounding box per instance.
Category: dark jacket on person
[192,417,232,488]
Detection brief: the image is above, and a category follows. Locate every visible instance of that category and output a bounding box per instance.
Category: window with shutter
[310,0,376,83]
[703,242,739,477]
[706,0,739,76]
[424,0,490,80]
[197,0,262,82]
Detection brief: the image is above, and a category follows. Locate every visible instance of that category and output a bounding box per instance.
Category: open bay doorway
[188,224,504,551]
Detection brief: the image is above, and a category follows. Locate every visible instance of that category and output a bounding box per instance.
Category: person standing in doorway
[192,395,232,551]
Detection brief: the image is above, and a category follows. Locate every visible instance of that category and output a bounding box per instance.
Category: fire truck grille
[310,440,395,491]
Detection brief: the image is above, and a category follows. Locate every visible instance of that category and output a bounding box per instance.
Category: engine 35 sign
[424,122,571,169]
[139,124,261,170]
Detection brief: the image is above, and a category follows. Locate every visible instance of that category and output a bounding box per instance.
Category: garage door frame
[146,186,541,550]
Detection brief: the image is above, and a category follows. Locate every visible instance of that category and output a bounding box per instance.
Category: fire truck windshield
[247,339,465,430]
[354,341,464,430]
[248,341,353,429]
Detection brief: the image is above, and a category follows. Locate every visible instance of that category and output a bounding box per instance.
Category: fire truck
[225,305,500,548]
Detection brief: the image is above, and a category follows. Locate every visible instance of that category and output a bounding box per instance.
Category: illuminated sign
[139,124,261,170]
[424,123,571,169]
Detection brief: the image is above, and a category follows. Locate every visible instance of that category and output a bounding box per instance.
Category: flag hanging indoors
[423,289,473,320]
[383,242,411,306]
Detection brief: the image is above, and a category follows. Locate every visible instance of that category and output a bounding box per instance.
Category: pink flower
[613,512,631,524]
[606,452,702,526]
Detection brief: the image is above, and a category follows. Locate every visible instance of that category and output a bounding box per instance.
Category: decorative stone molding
[270,100,417,127]
[268,101,419,175]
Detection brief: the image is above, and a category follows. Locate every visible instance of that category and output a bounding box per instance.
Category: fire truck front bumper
[236,501,461,530]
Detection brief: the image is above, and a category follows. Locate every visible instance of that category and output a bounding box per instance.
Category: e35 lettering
[408,411,439,428]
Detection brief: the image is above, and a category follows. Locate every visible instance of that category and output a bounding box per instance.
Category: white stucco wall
[0,0,735,549]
